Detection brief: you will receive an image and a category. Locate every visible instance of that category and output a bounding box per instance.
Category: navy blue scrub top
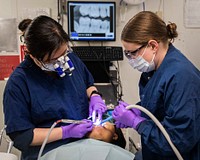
[3,52,94,159]
[137,44,200,160]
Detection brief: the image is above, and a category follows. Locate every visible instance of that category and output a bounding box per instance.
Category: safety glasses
[42,47,72,64]
[124,45,145,59]
[20,35,25,43]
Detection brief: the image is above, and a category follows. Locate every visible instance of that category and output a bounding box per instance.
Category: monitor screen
[67,1,116,41]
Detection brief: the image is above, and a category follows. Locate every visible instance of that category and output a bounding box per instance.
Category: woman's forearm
[31,127,62,146]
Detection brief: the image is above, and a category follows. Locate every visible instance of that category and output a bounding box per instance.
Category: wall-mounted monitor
[67,1,116,41]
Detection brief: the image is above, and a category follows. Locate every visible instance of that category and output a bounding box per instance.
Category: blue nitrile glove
[118,101,141,116]
[112,104,146,129]
[61,120,93,139]
[89,95,107,121]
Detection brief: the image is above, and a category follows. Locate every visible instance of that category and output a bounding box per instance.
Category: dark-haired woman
[3,15,107,160]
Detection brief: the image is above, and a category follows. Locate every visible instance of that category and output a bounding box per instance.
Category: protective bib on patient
[40,139,135,160]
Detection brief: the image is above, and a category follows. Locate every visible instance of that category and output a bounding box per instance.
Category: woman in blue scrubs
[3,15,107,160]
[112,11,200,160]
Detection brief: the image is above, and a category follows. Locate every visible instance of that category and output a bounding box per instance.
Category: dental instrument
[92,110,96,123]
[60,119,85,124]
[100,116,113,125]
[91,110,102,126]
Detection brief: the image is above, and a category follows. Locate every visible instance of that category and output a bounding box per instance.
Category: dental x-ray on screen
[67,1,116,41]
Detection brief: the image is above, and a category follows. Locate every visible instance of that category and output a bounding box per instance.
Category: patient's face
[86,122,117,143]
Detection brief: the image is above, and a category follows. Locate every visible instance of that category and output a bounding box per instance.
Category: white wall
[0,0,200,156]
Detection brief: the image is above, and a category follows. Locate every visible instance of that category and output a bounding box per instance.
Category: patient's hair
[86,111,126,149]
[111,127,126,149]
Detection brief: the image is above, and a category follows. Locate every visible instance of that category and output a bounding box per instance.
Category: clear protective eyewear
[42,48,72,65]
[20,35,25,43]
[124,45,145,59]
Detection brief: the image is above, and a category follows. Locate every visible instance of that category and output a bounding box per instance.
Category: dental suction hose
[37,119,82,160]
[126,104,184,160]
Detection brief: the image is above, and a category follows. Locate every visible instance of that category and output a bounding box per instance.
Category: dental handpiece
[61,119,85,124]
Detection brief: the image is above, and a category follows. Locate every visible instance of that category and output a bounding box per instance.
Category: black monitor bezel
[67,1,116,41]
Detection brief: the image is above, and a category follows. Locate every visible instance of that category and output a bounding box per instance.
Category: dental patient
[40,115,134,160]
[86,121,126,148]
[40,121,134,160]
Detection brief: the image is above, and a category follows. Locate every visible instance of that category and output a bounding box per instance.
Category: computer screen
[67,1,116,41]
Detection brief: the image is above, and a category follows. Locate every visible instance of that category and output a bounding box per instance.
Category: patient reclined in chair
[41,122,135,160]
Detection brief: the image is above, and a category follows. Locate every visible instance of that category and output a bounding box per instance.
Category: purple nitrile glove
[89,95,107,121]
[115,121,129,128]
[61,120,93,139]
[118,101,141,116]
[112,104,146,129]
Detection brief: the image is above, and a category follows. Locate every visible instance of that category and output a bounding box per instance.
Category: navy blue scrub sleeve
[8,129,34,151]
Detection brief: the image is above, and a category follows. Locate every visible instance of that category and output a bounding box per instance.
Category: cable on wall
[57,0,61,23]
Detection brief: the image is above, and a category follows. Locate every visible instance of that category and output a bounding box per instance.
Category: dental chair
[0,126,18,160]
[0,152,18,160]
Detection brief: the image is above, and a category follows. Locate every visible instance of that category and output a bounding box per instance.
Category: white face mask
[41,63,55,71]
[129,46,155,72]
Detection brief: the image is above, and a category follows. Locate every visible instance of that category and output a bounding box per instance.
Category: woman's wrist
[90,90,102,98]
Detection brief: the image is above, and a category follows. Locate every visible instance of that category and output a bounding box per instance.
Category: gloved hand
[89,95,107,121]
[118,101,141,116]
[61,120,93,139]
[112,104,146,129]
[115,121,129,128]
